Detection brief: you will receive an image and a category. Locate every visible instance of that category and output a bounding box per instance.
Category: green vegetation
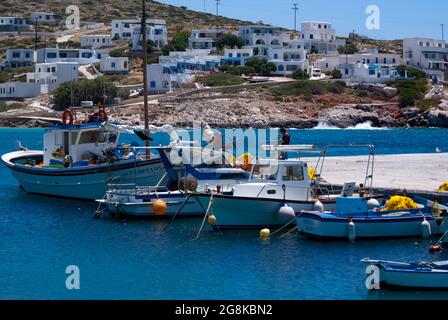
[396,65,427,80]
[0,102,26,112]
[337,42,358,54]
[417,98,441,112]
[109,49,127,58]
[219,64,256,76]
[269,81,346,99]
[196,72,246,87]
[387,79,428,107]
[292,68,310,80]
[216,34,244,50]
[53,78,130,110]
[161,31,190,55]
[245,57,277,76]
[331,69,342,79]
[0,66,34,83]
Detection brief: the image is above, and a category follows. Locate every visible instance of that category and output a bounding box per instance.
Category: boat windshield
[251,164,279,181]
[78,130,118,145]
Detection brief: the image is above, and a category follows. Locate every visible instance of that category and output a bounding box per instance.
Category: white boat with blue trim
[1,109,165,200]
[362,258,448,289]
[296,196,448,240]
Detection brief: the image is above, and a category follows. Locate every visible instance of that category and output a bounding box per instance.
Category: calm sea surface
[1,127,448,300]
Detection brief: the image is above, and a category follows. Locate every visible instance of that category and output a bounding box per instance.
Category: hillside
[0,0,253,31]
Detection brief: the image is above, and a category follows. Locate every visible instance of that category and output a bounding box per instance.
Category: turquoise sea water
[1,127,448,300]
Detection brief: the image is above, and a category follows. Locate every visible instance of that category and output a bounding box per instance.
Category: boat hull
[297,212,447,239]
[2,151,166,200]
[379,269,448,289]
[195,194,316,230]
[105,193,205,218]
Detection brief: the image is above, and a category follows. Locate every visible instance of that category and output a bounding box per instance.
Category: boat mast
[141,0,150,159]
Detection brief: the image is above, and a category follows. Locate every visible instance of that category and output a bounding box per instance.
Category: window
[150,81,156,88]
[369,69,376,75]
[25,53,30,58]
[79,131,108,144]
[309,34,314,39]
[282,165,304,181]
[277,65,284,71]
[111,62,116,68]
[12,52,20,58]
[251,164,279,181]
[274,54,278,59]
[384,58,387,64]
[82,52,92,58]
[393,58,396,63]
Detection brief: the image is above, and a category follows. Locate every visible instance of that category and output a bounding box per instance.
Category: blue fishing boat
[362,258,448,289]
[1,108,165,200]
[296,196,448,240]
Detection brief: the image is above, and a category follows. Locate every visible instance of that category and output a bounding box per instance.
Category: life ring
[62,109,74,125]
[97,104,108,121]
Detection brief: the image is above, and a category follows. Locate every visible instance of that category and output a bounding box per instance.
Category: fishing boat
[1,107,165,200]
[361,258,448,289]
[194,145,384,230]
[97,145,250,218]
[296,196,448,240]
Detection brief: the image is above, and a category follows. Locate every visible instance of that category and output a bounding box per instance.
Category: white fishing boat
[194,145,383,230]
[362,258,448,289]
[296,196,448,240]
[1,107,165,200]
[97,143,250,218]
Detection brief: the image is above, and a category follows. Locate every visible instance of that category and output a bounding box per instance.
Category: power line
[292,3,299,32]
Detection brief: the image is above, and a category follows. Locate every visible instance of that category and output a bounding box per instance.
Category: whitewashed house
[239,25,289,48]
[188,28,225,50]
[159,50,221,73]
[222,48,254,65]
[147,63,193,94]
[80,35,115,49]
[300,21,345,54]
[100,57,129,74]
[30,12,56,25]
[0,17,28,31]
[5,49,35,68]
[112,19,167,49]
[0,82,41,99]
[339,63,400,83]
[403,37,448,82]
[27,62,79,94]
[36,48,109,65]
[267,42,308,76]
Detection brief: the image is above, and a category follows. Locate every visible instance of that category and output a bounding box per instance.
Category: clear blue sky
[158,0,448,40]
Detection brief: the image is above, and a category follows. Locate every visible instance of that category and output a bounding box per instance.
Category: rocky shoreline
[1,90,448,129]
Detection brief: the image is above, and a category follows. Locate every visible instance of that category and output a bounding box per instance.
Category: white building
[188,28,225,50]
[112,19,167,48]
[80,34,115,49]
[5,49,35,68]
[314,51,401,72]
[36,48,109,65]
[147,63,194,94]
[238,25,289,48]
[30,12,56,25]
[159,50,221,73]
[403,37,448,82]
[0,17,28,31]
[300,21,345,54]
[222,48,254,65]
[340,63,401,83]
[0,82,41,99]
[26,62,79,94]
[100,57,129,74]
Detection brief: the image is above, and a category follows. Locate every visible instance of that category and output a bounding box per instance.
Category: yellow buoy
[308,166,318,181]
[438,182,448,192]
[152,199,167,215]
[260,228,270,240]
[207,215,217,225]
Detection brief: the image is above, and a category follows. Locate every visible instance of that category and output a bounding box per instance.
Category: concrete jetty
[311,153,448,192]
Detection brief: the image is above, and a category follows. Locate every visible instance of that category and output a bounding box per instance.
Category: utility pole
[34,18,38,51]
[292,3,299,32]
[441,24,445,41]
[204,0,206,13]
[141,0,150,159]
[216,0,220,17]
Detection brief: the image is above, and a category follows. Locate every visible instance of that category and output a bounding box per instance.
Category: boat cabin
[43,122,121,167]
[232,159,311,200]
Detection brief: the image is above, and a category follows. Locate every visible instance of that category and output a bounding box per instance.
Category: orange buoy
[152,199,167,215]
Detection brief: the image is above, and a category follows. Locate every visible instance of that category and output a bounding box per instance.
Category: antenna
[141,0,150,159]
[216,0,221,16]
[292,3,299,32]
